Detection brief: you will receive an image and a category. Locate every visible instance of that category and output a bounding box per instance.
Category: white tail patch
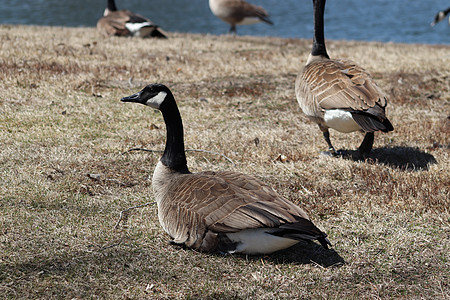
[225,228,299,254]
[324,109,360,133]
[146,91,167,109]
[125,22,152,36]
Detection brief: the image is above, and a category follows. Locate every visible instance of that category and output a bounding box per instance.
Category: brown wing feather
[157,171,310,248]
[239,1,271,21]
[97,16,130,37]
[224,0,272,24]
[297,58,388,115]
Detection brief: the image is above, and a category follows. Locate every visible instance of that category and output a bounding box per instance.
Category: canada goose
[295,0,393,157]
[121,83,331,255]
[431,7,450,26]
[97,0,167,38]
[209,0,273,34]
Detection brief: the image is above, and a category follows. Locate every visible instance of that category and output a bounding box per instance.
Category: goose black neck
[159,96,189,174]
[107,0,118,11]
[311,0,329,59]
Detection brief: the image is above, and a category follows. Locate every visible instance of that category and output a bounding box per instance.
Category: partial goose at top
[209,0,273,34]
[121,83,331,255]
[431,7,450,26]
[97,0,167,38]
[295,0,393,158]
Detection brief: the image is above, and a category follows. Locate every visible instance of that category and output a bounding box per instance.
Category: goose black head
[121,83,172,110]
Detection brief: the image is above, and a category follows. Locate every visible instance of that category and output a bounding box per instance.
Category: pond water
[0,0,449,44]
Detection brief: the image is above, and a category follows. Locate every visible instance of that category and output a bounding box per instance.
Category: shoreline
[1,24,450,47]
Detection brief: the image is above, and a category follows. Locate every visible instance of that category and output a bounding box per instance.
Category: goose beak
[121,91,143,104]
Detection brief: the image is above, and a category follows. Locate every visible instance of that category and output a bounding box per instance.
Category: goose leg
[323,130,336,154]
[319,126,338,156]
[358,132,374,157]
[229,24,237,34]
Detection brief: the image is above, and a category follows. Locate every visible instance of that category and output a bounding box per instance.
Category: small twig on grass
[115,202,156,229]
[121,148,163,155]
[87,173,136,187]
[122,147,236,166]
[105,178,137,187]
[100,240,123,250]
[50,166,65,174]
[310,260,326,269]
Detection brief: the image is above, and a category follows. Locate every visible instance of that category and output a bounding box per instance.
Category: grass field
[0,25,449,299]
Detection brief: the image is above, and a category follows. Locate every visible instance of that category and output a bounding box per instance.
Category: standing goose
[97,0,167,38]
[209,0,273,34]
[431,7,450,26]
[121,84,331,254]
[295,0,393,157]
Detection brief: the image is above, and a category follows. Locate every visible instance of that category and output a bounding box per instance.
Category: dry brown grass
[0,25,449,299]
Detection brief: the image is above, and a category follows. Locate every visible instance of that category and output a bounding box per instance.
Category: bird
[209,0,273,34]
[295,0,393,158]
[121,83,331,255]
[96,0,167,38]
[431,7,450,26]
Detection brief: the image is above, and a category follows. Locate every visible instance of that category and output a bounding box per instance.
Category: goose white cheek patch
[146,91,167,109]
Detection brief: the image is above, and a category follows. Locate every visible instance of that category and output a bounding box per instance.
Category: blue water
[0,0,449,44]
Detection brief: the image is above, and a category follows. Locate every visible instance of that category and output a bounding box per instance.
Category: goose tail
[273,217,332,249]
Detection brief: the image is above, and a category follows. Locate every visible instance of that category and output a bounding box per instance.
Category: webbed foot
[320,149,348,157]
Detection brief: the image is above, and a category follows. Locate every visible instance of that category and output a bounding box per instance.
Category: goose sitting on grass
[121,83,331,255]
[97,0,167,38]
[295,0,393,158]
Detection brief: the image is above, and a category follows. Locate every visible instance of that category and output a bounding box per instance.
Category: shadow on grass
[341,146,437,171]
[2,243,344,298]
[0,247,180,298]
[243,242,345,268]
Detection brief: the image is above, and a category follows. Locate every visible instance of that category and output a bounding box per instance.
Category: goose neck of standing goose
[107,0,118,12]
[310,0,329,60]
[159,96,189,174]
